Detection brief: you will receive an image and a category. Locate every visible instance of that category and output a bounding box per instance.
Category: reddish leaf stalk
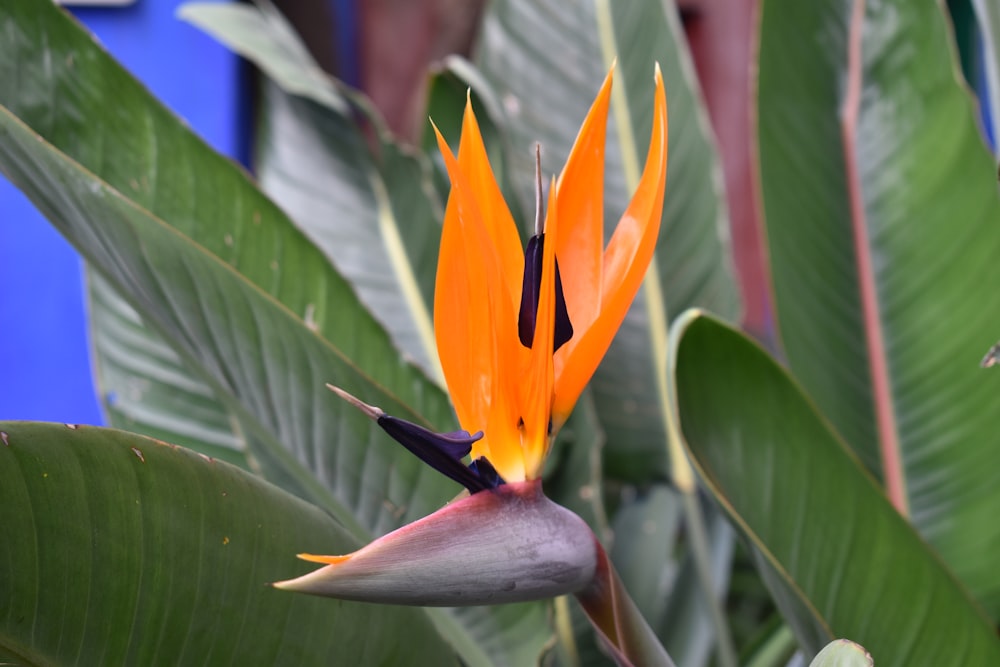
[841,0,908,515]
[576,542,675,667]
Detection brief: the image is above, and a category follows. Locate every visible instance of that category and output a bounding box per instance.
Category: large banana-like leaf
[0,422,452,665]
[670,312,1000,665]
[476,0,741,480]
[757,0,1000,615]
[0,0,454,538]
[88,271,249,469]
[180,1,444,380]
[0,85,453,566]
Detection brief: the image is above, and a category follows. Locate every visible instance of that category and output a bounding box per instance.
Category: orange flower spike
[432,124,526,480]
[322,65,664,490]
[432,159,492,458]
[554,68,614,330]
[552,64,668,427]
[456,94,524,304]
[278,66,672,627]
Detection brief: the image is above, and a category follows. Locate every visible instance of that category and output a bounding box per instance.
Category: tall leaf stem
[554,595,581,666]
[594,2,737,666]
[841,0,908,515]
[370,172,444,384]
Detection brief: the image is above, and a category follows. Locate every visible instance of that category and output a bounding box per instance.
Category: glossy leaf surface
[88,271,249,469]
[0,422,451,665]
[671,312,1000,665]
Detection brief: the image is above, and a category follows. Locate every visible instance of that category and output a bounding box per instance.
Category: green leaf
[547,596,610,667]
[0,91,452,527]
[89,271,249,469]
[657,501,735,667]
[544,391,610,541]
[609,487,682,629]
[741,622,798,667]
[181,1,444,380]
[0,422,453,664]
[476,0,740,480]
[607,486,736,667]
[422,55,529,227]
[671,311,1000,665]
[757,0,1000,615]
[178,1,347,114]
[0,0,456,536]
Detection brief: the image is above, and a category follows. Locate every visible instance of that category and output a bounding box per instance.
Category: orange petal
[555,67,614,336]
[552,66,668,425]
[457,95,524,309]
[453,102,526,479]
[433,126,525,480]
[433,133,491,444]
[519,180,559,479]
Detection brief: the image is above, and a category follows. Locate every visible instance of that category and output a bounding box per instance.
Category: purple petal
[518,234,573,352]
[376,415,501,493]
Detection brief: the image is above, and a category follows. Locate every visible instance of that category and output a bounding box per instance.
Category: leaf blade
[671,312,1000,665]
[0,422,453,665]
[182,1,444,379]
[0,0,456,538]
[757,0,1000,614]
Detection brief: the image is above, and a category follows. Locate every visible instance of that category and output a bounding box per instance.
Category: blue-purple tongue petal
[376,415,502,493]
[518,234,573,352]
[468,456,504,489]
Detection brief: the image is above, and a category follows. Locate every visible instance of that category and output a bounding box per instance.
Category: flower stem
[576,541,676,666]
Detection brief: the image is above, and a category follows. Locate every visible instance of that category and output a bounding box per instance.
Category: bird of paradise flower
[276,63,670,665]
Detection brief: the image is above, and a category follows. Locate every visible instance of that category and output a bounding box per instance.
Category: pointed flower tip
[297,552,351,565]
[430,121,454,161]
[326,384,383,420]
[275,482,598,606]
[273,553,353,591]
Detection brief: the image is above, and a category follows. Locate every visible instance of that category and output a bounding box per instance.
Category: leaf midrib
[839,0,908,515]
